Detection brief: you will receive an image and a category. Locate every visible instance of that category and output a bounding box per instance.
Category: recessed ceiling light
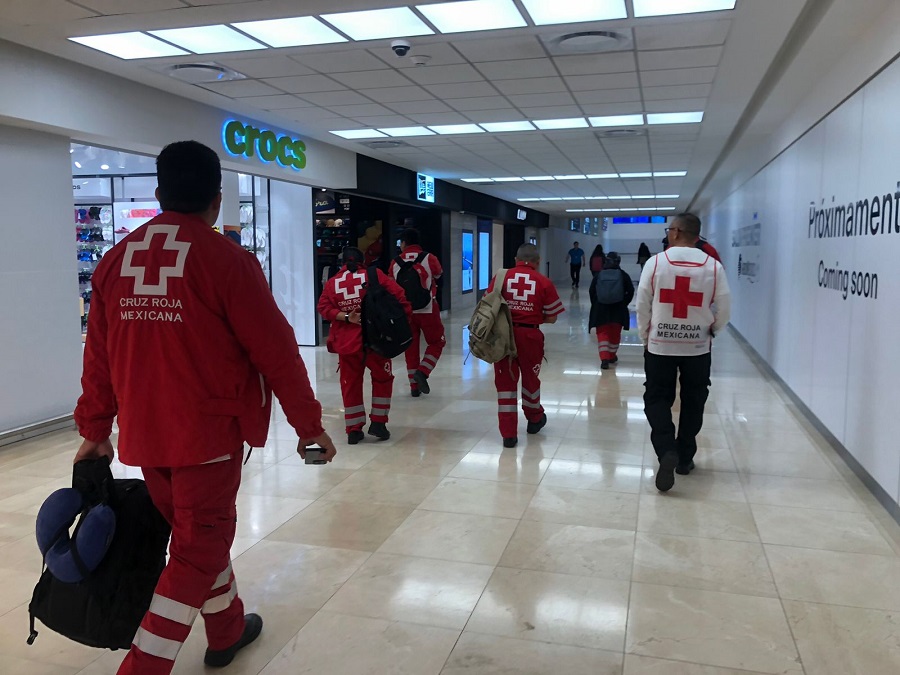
[479,121,535,132]
[462,178,494,183]
[417,0,526,33]
[540,197,563,201]
[632,195,655,199]
[584,195,609,199]
[521,0,627,25]
[656,194,680,199]
[534,118,589,130]
[647,111,704,125]
[149,25,265,54]
[378,126,435,137]
[330,129,387,139]
[69,148,75,154]
[491,177,524,182]
[429,124,485,135]
[232,17,347,47]
[320,7,433,40]
[633,0,736,18]
[607,195,631,199]
[523,176,555,181]
[620,172,652,178]
[589,114,644,127]
[564,197,586,201]
[74,161,82,169]
[554,175,587,180]
[69,32,188,59]
[654,171,687,177]
[566,209,586,213]
[659,207,677,211]
[587,173,619,179]
[518,198,542,201]
[100,164,110,170]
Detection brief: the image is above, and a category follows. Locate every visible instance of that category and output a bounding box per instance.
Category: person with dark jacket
[637,242,651,268]
[588,252,635,370]
[589,244,605,275]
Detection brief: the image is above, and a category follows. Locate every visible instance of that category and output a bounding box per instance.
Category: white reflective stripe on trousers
[148,593,200,626]
[202,584,238,615]
[133,627,183,661]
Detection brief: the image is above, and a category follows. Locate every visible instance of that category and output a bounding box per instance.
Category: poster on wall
[582,218,591,235]
[461,230,474,293]
[569,218,580,232]
[734,214,761,284]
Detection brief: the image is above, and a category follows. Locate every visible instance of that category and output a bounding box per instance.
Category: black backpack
[394,253,432,310]
[28,459,171,650]
[362,266,413,358]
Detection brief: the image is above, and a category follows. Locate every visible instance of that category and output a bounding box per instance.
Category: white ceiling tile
[405,137,457,146]
[238,94,314,110]
[566,72,640,91]
[426,82,500,98]
[7,0,95,22]
[642,83,713,100]
[391,43,466,68]
[283,108,349,122]
[640,67,717,87]
[330,70,415,89]
[463,109,526,122]
[201,80,281,98]
[553,52,636,76]
[644,98,708,113]
[475,59,558,80]
[508,92,576,108]
[301,90,373,106]
[365,86,436,103]
[454,35,546,62]
[407,112,472,125]
[294,50,389,73]
[404,64,485,85]
[218,55,316,78]
[581,103,645,116]
[329,103,395,117]
[386,100,452,114]
[574,89,642,104]
[638,46,723,71]
[447,97,513,111]
[634,19,731,50]
[76,0,183,12]
[517,105,584,119]
[351,115,416,127]
[495,77,567,96]
[264,75,345,93]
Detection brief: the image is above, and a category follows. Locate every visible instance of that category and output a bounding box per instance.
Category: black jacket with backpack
[588,266,634,331]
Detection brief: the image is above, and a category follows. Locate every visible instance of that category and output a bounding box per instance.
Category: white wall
[270,182,315,346]
[0,126,82,431]
[703,53,900,510]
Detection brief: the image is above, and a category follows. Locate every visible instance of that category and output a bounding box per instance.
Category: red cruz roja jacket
[75,212,325,468]
[317,264,412,355]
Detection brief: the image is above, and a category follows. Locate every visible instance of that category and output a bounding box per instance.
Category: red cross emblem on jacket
[659,275,704,319]
[508,273,537,301]
[120,225,191,296]
[336,271,366,300]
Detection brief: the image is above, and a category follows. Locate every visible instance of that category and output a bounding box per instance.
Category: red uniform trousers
[118,449,245,675]
[340,351,393,432]
[596,324,623,361]
[494,326,545,438]
[405,308,446,391]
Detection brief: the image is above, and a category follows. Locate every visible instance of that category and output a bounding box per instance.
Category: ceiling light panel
[646,111,704,124]
[633,0,736,18]
[479,121,536,132]
[232,17,347,47]
[69,32,188,59]
[379,126,435,137]
[589,114,645,127]
[620,172,652,178]
[654,171,688,177]
[417,0,527,34]
[521,0,627,26]
[554,174,587,180]
[534,118,589,130]
[462,178,495,183]
[149,25,265,54]
[430,124,485,134]
[492,177,524,182]
[523,176,555,181]
[330,129,386,139]
[587,174,619,179]
[321,7,434,40]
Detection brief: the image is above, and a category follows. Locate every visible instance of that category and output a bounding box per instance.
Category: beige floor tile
[766,545,900,610]
[363,448,470,477]
[542,459,646,494]
[751,504,894,555]
[733,449,840,480]
[553,439,645,466]
[499,520,635,580]
[235,494,314,539]
[323,553,492,629]
[626,583,802,674]
[467,567,629,651]
[320,469,441,507]
[279,446,381,471]
[784,600,900,674]
[419,477,537,519]
[0,566,39,616]
[638,495,760,542]
[391,429,485,454]
[447,451,551,484]
[524,484,639,531]
[642,470,747,503]
[632,533,777,597]
[623,654,770,674]
[0,511,40,544]
[741,474,864,512]
[466,433,561,457]
[239,463,354,500]
[378,509,518,565]
[0,474,62,502]
[4,656,82,674]
[267,499,413,552]
[442,633,624,674]
[0,603,102,669]
[0,478,69,516]
[259,611,460,675]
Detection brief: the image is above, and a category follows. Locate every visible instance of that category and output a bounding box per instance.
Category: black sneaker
[204,613,263,668]
[411,388,421,398]
[676,460,695,476]
[368,422,390,441]
[503,437,518,448]
[348,430,365,445]
[600,360,610,370]
[413,370,430,395]
[655,451,678,492]
[610,356,618,364]
[526,413,547,435]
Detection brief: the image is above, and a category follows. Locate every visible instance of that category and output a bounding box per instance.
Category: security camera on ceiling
[391,39,411,57]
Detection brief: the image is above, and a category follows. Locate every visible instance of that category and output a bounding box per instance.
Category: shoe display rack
[76,205,114,334]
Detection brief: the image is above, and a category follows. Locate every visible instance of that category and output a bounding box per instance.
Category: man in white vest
[637,213,731,492]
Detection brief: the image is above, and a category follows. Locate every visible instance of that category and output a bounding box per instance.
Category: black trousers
[643,351,712,464]
[570,264,582,286]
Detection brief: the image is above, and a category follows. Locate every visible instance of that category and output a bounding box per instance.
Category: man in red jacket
[73,141,335,675]
[389,229,445,397]
[487,243,565,447]
[318,247,412,444]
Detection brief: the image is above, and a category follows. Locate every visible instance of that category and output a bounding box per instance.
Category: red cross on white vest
[659,275,704,319]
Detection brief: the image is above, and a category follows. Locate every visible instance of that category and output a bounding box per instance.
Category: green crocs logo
[222,120,306,171]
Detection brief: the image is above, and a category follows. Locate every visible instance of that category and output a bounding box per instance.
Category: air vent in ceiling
[541,30,631,54]
[599,128,646,139]
[363,140,410,149]
[166,63,245,84]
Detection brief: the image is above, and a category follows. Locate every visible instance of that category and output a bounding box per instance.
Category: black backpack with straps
[362,266,413,358]
[394,252,432,310]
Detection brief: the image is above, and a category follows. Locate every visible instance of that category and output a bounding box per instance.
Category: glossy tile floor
[4,290,900,674]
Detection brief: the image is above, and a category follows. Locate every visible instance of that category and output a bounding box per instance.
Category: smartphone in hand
[304,444,328,465]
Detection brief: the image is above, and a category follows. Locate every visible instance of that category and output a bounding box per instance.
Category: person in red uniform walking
[318,247,412,444]
[588,251,635,369]
[389,229,445,397]
[73,141,336,675]
[487,243,565,447]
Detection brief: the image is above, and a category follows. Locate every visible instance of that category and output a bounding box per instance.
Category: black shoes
[503,437,518,448]
[413,370,430,395]
[411,388,421,398]
[368,422,390,441]
[204,613,263,668]
[676,460,695,475]
[600,360,610,370]
[610,356,618,364]
[348,430,365,445]
[526,413,547,435]
[656,451,678,492]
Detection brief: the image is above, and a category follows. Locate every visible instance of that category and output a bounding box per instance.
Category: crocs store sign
[222,120,307,171]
